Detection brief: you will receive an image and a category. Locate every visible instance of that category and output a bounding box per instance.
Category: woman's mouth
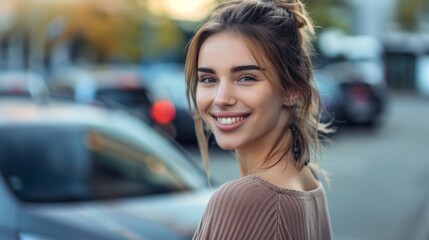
[215,116,246,125]
[211,113,250,132]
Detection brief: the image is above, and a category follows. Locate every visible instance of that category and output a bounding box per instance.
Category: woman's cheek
[196,88,209,115]
[197,90,215,130]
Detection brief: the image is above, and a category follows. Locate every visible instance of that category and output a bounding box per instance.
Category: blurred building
[345,0,397,37]
[317,0,429,95]
[0,0,428,94]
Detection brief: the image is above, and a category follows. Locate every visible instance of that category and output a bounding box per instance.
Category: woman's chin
[215,140,237,151]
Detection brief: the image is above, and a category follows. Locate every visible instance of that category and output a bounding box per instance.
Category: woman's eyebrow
[231,65,264,73]
[197,67,215,74]
[197,65,264,74]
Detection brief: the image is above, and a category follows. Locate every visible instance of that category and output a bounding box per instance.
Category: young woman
[185,0,333,239]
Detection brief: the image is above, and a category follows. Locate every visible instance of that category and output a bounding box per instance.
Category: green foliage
[304,0,350,32]
[396,0,429,31]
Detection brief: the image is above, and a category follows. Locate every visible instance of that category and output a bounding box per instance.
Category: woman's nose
[214,81,236,107]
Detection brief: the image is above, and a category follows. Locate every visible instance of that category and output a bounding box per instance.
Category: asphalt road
[185,92,429,240]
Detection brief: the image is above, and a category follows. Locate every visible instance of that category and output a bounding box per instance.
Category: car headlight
[19,232,56,240]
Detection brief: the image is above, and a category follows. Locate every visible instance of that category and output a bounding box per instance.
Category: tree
[304,0,351,33]
[396,0,429,31]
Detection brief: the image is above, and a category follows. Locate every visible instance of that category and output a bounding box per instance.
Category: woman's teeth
[216,117,245,125]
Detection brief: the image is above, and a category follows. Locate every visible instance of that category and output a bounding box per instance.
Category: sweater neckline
[245,174,323,197]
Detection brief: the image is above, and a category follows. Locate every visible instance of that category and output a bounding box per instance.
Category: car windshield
[0,125,196,203]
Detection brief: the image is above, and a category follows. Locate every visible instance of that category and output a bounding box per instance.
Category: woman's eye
[199,77,216,83]
[238,75,256,82]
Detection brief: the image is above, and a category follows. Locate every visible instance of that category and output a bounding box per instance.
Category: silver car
[0,98,212,240]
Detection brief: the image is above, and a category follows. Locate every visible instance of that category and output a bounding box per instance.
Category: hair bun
[275,0,312,31]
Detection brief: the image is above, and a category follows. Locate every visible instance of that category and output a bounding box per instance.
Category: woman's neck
[235,134,293,177]
[237,148,319,192]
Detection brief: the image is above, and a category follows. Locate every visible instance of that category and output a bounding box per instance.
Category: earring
[290,124,310,165]
[290,124,300,162]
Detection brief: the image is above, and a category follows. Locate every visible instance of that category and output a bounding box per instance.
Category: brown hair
[185,0,332,182]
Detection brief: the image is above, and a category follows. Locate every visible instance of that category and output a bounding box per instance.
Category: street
[185,92,429,240]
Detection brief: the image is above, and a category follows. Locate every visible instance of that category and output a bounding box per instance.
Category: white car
[0,97,213,240]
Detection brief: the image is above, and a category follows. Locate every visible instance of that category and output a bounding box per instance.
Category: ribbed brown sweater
[193,174,332,240]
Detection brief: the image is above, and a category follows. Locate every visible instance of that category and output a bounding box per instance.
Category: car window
[0,124,194,203]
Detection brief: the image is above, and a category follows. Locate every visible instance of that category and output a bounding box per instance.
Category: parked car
[0,71,48,99]
[48,65,177,129]
[320,59,387,125]
[49,65,151,118]
[0,97,212,240]
[142,63,197,145]
[317,31,387,126]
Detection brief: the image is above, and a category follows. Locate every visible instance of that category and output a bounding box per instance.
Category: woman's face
[196,32,291,152]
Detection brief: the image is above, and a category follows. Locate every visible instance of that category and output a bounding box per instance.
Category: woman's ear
[284,90,300,107]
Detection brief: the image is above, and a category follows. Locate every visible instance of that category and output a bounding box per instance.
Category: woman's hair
[185,0,332,182]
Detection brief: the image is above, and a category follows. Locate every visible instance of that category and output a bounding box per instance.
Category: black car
[320,59,387,125]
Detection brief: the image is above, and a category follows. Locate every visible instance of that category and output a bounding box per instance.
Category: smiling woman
[196,33,289,154]
[185,0,334,239]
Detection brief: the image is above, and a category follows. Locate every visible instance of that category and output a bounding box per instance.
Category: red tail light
[349,85,371,103]
[150,99,176,124]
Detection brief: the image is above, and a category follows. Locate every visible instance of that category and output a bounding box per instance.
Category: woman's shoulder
[202,176,280,227]
[195,176,286,240]
[212,175,274,198]
[195,175,330,240]
[209,174,325,206]
[206,175,276,209]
